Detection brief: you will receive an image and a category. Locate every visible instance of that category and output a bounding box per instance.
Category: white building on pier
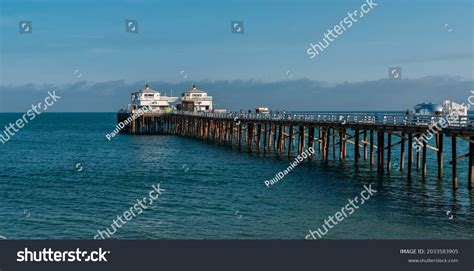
[180,85,213,112]
[128,85,178,113]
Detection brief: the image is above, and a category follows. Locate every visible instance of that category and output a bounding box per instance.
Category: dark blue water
[0,113,473,239]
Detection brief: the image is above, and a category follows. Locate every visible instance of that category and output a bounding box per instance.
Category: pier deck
[118,111,474,189]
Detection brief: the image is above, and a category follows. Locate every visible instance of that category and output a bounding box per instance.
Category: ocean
[0,113,473,239]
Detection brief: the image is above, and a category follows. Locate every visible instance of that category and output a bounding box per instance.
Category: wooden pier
[118,111,474,190]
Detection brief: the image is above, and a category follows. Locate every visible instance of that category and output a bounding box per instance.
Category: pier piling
[118,111,474,190]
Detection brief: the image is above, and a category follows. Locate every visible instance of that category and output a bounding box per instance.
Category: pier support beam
[273,124,277,151]
[247,123,254,152]
[400,131,405,172]
[152,117,155,134]
[408,133,413,178]
[267,124,272,150]
[422,140,427,178]
[387,133,391,173]
[339,130,343,160]
[256,124,261,152]
[354,129,360,164]
[212,120,216,141]
[378,131,384,173]
[325,128,331,161]
[263,124,267,151]
[288,125,294,157]
[230,122,234,145]
[308,127,315,158]
[299,125,305,154]
[363,130,367,160]
[416,151,421,171]
[416,135,421,171]
[437,133,443,178]
[321,129,326,160]
[342,129,347,159]
[370,130,375,166]
[131,117,136,134]
[318,129,322,154]
[277,125,283,154]
[222,121,227,143]
[452,136,458,189]
[238,124,242,149]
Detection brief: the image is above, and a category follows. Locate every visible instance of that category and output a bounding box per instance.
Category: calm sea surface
[0,113,473,239]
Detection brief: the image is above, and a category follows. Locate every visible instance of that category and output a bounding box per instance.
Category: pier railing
[172,111,474,128]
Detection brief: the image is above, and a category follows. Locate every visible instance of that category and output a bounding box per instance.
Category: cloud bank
[0,76,472,112]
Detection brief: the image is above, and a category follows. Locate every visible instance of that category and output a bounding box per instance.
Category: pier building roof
[184,85,205,94]
[133,85,158,94]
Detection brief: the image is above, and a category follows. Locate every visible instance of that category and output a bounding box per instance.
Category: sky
[0,0,473,111]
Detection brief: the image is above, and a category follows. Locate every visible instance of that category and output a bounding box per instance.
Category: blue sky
[1,0,472,85]
[0,0,472,112]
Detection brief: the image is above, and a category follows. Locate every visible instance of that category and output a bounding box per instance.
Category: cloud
[0,76,472,112]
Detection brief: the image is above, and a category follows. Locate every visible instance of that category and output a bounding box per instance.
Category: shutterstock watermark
[0,90,61,144]
[94,183,165,240]
[265,147,314,187]
[305,184,377,239]
[306,0,377,59]
[106,105,150,141]
[17,248,109,262]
